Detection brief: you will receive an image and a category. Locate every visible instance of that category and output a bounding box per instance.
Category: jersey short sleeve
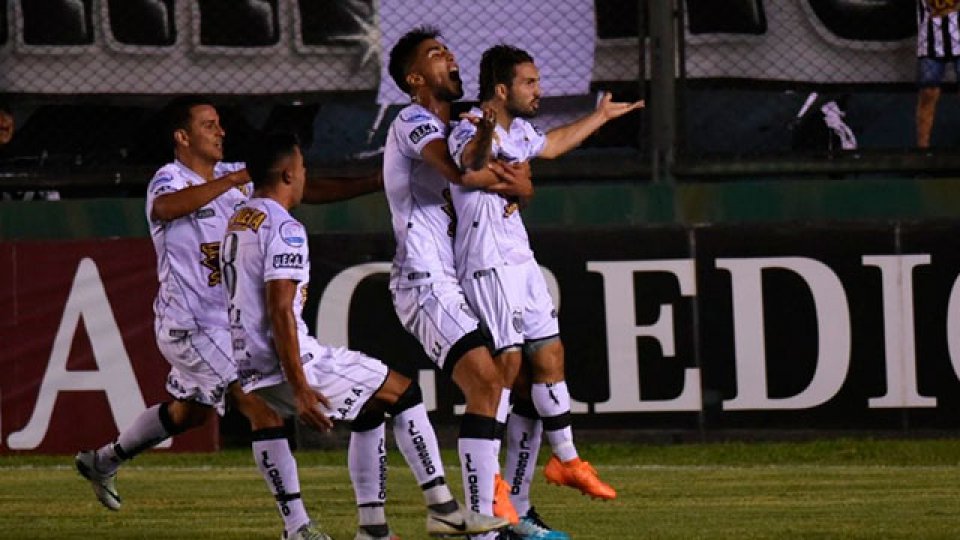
[395,108,447,159]
[263,219,309,283]
[523,121,548,158]
[448,119,478,170]
[145,166,189,223]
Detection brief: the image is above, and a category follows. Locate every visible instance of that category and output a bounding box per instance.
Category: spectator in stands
[0,103,13,148]
[915,1,960,149]
[0,101,60,201]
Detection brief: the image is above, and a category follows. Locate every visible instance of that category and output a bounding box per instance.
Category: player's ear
[173,129,188,147]
[495,83,508,101]
[406,72,423,90]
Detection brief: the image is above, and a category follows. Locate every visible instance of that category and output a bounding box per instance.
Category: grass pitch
[2,439,960,539]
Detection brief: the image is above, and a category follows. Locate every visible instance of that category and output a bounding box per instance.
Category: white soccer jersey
[223,197,311,390]
[146,160,250,330]
[918,0,960,58]
[383,103,459,290]
[447,107,546,278]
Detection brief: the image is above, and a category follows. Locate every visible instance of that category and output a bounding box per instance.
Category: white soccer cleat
[283,521,332,540]
[427,502,509,537]
[74,450,121,511]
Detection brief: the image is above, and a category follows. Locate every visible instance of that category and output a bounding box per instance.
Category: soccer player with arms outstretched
[448,44,644,539]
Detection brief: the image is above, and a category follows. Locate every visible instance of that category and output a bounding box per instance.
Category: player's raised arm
[266,278,333,432]
[151,169,249,222]
[539,92,644,159]
[457,107,497,173]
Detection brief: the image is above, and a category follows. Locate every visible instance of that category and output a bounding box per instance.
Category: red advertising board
[0,238,218,454]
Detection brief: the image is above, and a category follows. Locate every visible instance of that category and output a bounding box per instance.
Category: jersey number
[221,233,239,299]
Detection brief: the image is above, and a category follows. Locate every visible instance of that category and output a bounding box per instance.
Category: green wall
[2,177,959,241]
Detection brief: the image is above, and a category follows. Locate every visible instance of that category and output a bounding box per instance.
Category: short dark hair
[478,44,534,102]
[163,95,215,150]
[388,26,441,95]
[247,132,300,190]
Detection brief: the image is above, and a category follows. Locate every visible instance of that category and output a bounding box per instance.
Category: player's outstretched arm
[266,279,333,432]
[151,169,250,222]
[540,92,644,159]
[301,168,383,205]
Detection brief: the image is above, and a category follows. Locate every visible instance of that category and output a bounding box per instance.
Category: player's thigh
[462,268,524,354]
[301,338,390,423]
[521,261,560,342]
[393,282,481,369]
[155,323,236,414]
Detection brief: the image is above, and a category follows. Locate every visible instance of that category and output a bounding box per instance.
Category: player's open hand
[489,160,533,198]
[596,92,644,121]
[294,386,334,432]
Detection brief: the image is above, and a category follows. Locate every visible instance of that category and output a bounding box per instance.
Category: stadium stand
[198,0,279,47]
[107,0,175,46]
[23,0,93,46]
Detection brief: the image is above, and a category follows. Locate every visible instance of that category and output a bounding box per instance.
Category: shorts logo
[279,221,305,247]
[512,309,523,333]
[273,253,303,269]
[409,123,439,144]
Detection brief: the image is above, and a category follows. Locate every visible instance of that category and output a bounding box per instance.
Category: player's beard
[507,97,538,119]
[438,75,464,102]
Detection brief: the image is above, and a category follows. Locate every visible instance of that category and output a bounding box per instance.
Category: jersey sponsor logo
[195,208,215,219]
[152,173,173,186]
[279,220,306,247]
[409,123,439,144]
[272,253,304,269]
[228,206,267,232]
[199,241,222,286]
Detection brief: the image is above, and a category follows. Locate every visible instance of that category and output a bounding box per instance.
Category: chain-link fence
[678,0,960,175]
[0,0,644,195]
[4,1,944,193]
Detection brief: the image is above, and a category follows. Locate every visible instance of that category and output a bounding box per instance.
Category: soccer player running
[447,45,644,539]
[223,131,508,539]
[74,96,383,540]
[383,27,534,535]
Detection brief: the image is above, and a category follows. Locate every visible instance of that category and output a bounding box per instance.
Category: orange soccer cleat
[544,455,617,500]
[493,473,520,525]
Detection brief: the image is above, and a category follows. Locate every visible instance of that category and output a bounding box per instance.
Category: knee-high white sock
[504,403,542,516]
[252,429,310,535]
[493,388,511,459]
[458,413,499,516]
[96,403,176,474]
[393,403,453,506]
[349,423,388,528]
[531,381,578,462]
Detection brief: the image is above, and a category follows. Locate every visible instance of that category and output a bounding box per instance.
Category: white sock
[531,381,578,462]
[393,403,453,506]
[494,388,511,459]
[504,410,542,516]
[458,437,497,515]
[97,403,172,474]
[349,423,388,527]
[252,433,310,534]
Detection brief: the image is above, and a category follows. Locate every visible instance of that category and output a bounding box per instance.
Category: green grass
[3,440,960,539]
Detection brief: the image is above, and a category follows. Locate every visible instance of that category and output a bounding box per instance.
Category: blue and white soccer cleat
[509,507,571,540]
[74,450,122,511]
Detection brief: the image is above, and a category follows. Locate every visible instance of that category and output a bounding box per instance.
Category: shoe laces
[524,507,552,530]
